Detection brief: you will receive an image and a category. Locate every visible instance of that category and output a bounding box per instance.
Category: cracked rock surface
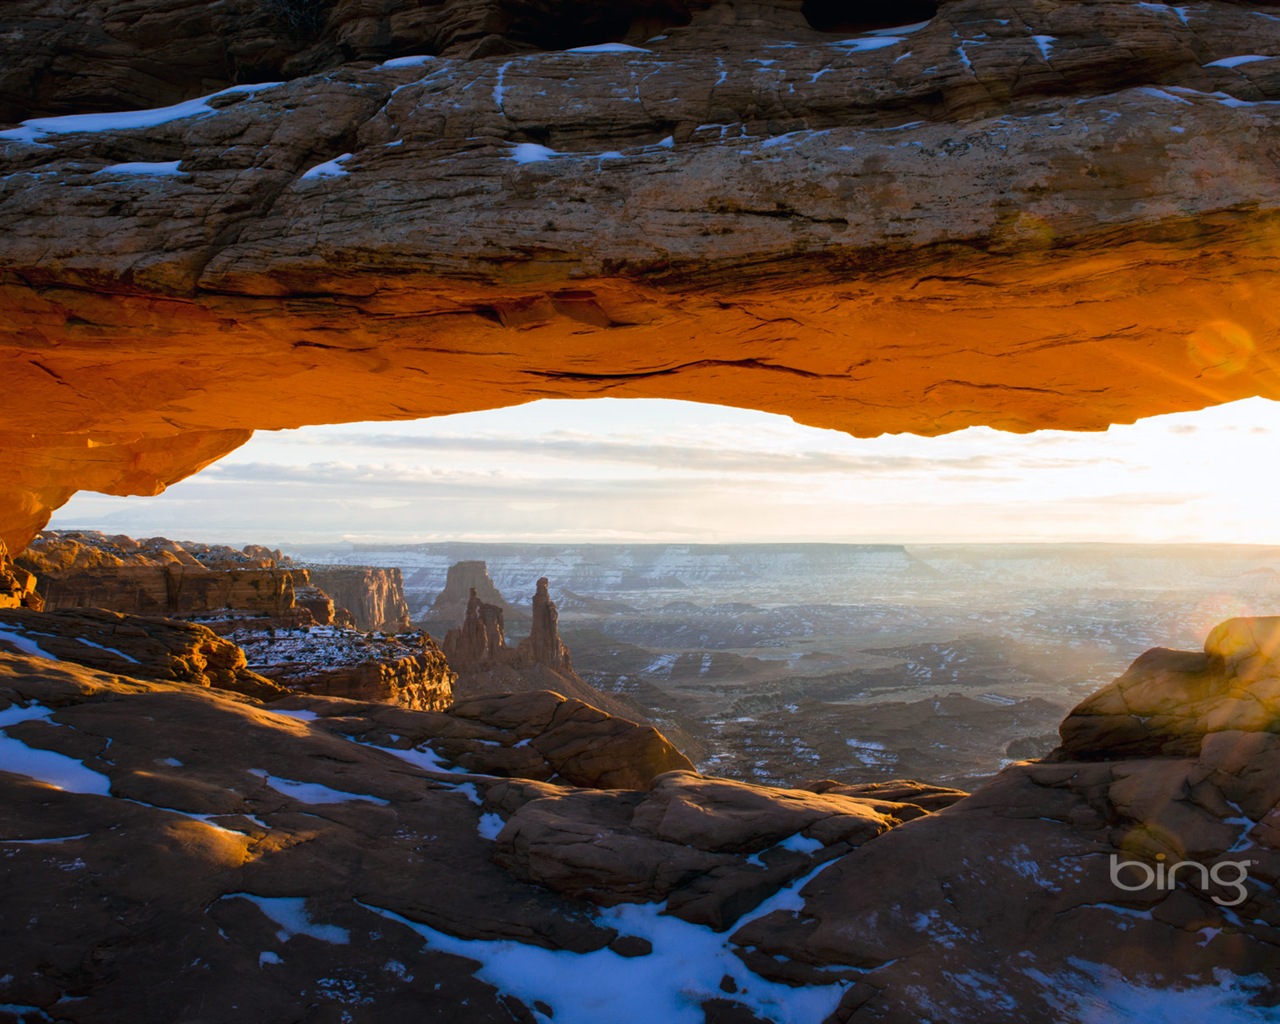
[4,0,1280,549]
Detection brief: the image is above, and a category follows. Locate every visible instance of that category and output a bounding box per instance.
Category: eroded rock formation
[0,541,41,611]
[1057,615,1280,758]
[5,0,1280,550]
[729,618,1280,1019]
[426,560,513,633]
[230,625,455,710]
[0,607,282,699]
[19,532,316,622]
[304,566,413,633]
[442,575,642,722]
[10,532,446,708]
[5,614,1277,1021]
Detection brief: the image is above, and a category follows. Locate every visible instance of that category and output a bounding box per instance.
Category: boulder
[1057,616,1280,759]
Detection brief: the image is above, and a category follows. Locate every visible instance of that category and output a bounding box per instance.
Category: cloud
[268,430,1120,480]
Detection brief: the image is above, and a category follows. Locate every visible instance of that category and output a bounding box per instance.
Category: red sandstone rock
[0,607,282,699]
[427,560,512,632]
[303,566,412,632]
[443,575,649,722]
[5,0,1280,550]
[230,624,455,711]
[1056,615,1280,759]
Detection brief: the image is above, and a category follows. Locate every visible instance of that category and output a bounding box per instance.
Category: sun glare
[48,396,1280,546]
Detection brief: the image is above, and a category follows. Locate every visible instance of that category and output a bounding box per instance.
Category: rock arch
[4,0,1280,553]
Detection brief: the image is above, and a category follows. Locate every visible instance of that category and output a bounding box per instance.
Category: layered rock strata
[426,560,513,633]
[19,532,320,623]
[443,577,642,721]
[6,0,1280,549]
[303,566,413,633]
[6,615,1276,1022]
[229,624,454,711]
[0,607,282,699]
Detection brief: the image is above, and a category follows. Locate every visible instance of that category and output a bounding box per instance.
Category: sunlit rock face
[731,617,1280,1021]
[5,0,1280,551]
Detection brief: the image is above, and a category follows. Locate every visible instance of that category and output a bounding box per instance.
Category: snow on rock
[248,769,389,806]
[0,82,280,144]
[1204,54,1274,68]
[359,862,846,1024]
[0,703,112,795]
[300,154,352,180]
[380,55,435,68]
[75,637,140,663]
[93,161,185,177]
[509,143,559,163]
[477,813,505,840]
[829,36,906,52]
[0,627,57,661]
[565,43,651,54]
[224,894,351,945]
[1032,35,1056,60]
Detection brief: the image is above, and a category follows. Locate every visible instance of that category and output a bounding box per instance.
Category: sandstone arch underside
[4,0,1280,552]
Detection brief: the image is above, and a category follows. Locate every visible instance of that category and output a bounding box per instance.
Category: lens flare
[1188,320,1255,378]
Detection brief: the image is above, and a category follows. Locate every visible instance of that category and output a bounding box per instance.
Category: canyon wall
[303,567,412,633]
[5,0,1280,550]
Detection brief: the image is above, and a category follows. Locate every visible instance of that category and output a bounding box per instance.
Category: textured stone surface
[492,769,914,928]
[0,655,619,1023]
[311,687,695,788]
[1057,615,1280,759]
[304,566,413,632]
[231,625,456,710]
[5,0,1280,550]
[4,619,1280,1021]
[0,607,283,699]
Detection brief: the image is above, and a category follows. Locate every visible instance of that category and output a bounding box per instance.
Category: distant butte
[5,0,1280,550]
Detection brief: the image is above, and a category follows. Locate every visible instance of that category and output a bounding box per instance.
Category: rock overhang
[3,0,1280,552]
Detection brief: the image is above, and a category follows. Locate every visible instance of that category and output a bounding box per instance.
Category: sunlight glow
[49,397,1280,545]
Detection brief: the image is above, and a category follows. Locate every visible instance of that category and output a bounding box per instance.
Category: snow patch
[226,894,351,945]
[0,628,58,661]
[1026,959,1279,1022]
[0,82,281,144]
[830,36,904,52]
[1032,35,1056,60]
[1204,54,1273,68]
[272,709,319,722]
[509,143,559,164]
[0,704,112,796]
[358,862,846,1024]
[565,43,652,54]
[477,813,505,840]
[380,55,436,68]
[776,833,824,855]
[74,637,142,662]
[93,161,183,177]
[300,154,351,180]
[249,769,388,806]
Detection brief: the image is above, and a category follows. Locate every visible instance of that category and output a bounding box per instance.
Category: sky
[48,396,1280,547]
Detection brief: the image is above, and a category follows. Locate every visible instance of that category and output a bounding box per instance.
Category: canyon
[2,532,453,710]
[3,0,1280,1019]
[3,614,1279,1021]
